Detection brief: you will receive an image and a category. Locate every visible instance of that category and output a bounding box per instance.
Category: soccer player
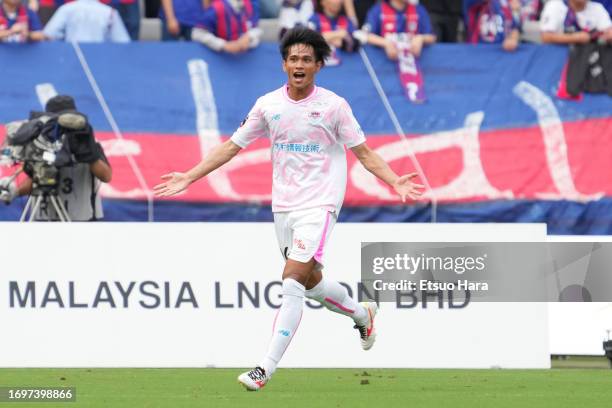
[154,27,424,391]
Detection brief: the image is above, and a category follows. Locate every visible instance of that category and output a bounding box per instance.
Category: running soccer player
[154,26,424,391]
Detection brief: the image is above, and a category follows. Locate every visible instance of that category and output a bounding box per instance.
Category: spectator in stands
[43,0,131,42]
[191,0,262,52]
[540,0,612,43]
[279,0,314,38]
[103,0,141,40]
[35,0,138,38]
[513,0,541,22]
[279,0,355,39]
[593,0,611,17]
[308,0,358,50]
[420,0,462,42]
[160,0,206,40]
[0,0,45,42]
[358,0,436,60]
[464,0,520,51]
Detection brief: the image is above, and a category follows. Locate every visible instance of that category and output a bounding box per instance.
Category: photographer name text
[372,279,489,292]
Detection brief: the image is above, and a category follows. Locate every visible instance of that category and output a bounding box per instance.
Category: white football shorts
[274,207,337,266]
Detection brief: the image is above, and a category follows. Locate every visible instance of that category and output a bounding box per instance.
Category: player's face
[283,44,322,93]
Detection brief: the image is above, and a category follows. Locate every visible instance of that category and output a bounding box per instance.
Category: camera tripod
[20,187,71,222]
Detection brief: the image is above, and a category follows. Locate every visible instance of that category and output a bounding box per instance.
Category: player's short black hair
[280,26,331,64]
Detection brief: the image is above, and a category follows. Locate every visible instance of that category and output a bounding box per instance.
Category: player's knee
[282,258,316,285]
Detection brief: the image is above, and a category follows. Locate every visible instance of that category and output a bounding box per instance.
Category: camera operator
[0,95,112,221]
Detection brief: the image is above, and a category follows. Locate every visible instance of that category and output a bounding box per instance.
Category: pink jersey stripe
[324,297,355,314]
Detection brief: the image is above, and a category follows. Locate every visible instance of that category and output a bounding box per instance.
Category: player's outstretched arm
[351,143,424,202]
[154,139,242,197]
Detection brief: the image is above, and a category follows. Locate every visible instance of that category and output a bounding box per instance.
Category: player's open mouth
[293,72,306,79]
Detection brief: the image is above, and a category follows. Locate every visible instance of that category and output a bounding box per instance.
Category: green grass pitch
[1,367,611,408]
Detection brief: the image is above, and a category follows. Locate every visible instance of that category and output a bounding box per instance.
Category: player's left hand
[153,172,191,197]
[393,173,424,203]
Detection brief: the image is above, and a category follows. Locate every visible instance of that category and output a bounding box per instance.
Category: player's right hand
[153,172,191,197]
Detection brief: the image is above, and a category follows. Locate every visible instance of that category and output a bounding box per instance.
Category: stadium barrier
[0,222,551,368]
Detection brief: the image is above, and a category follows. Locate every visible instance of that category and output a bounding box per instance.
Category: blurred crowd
[0,0,611,54]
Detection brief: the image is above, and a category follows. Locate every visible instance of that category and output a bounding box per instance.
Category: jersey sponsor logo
[278,329,291,337]
[273,143,321,153]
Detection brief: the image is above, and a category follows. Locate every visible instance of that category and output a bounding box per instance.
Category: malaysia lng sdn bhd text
[370,253,490,292]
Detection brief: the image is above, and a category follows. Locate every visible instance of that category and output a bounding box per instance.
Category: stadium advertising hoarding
[0,223,551,368]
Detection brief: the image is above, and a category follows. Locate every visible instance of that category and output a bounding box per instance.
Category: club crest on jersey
[293,238,306,250]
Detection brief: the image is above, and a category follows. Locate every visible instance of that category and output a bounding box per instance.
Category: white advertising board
[0,222,549,368]
[547,235,612,355]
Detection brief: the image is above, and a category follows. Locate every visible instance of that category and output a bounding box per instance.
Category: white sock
[260,278,304,376]
[305,279,368,326]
